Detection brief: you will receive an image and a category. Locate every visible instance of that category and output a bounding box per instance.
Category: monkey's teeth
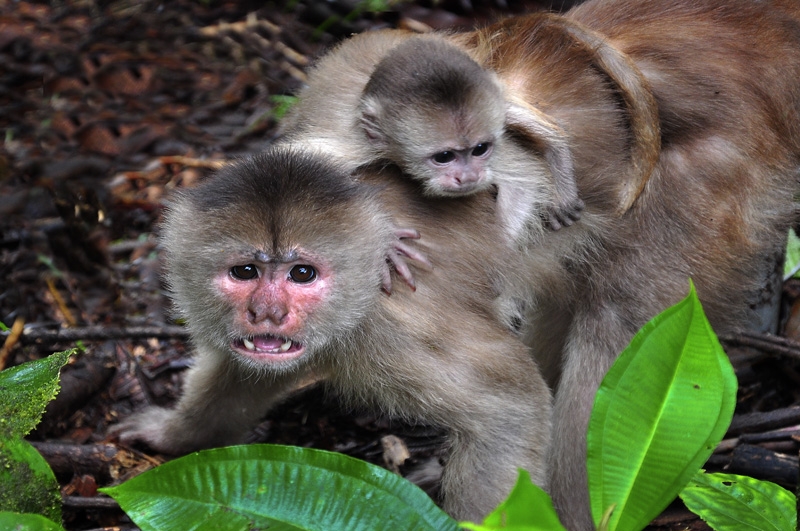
[243,338,256,351]
[280,340,293,352]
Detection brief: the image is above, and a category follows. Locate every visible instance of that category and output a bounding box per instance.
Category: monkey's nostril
[267,305,288,324]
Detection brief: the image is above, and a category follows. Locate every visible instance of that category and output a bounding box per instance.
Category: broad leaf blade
[0,351,71,523]
[680,472,796,531]
[102,444,458,531]
[0,439,62,523]
[0,350,73,439]
[0,511,66,531]
[587,282,736,531]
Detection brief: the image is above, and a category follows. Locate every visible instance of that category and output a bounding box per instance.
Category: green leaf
[0,351,71,523]
[458,470,566,531]
[784,228,800,280]
[101,444,458,531]
[0,512,66,531]
[0,439,62,523]
[0,350,74,439]
[680,472,796,531]
[356,0,397,13]
[587,281,736,531]
[270,95,298,121]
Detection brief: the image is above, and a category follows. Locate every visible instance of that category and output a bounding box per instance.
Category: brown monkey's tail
[549,14,661,215]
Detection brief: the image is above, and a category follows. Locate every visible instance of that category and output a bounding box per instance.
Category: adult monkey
[451,1,800,528]
[114,146,554,522]
[283,0,800,527]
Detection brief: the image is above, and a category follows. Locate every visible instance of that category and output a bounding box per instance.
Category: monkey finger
[546,212,564,231]
[562,200,585,220]
[559,211,580,224]
[394,227,422,240]
[548,205,584,230]
[394,241,433,269]
[381,263,395,295]
[387,253,417,291]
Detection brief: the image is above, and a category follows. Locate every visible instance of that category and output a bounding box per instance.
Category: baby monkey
[358,38,584,230]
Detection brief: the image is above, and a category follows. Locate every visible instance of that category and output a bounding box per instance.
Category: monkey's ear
[359,98,389,148]
[505,98,575,196]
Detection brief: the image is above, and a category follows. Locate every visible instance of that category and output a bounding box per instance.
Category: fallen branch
[0,325,189,344]
[720,330,800,361]
[29,441,155,483]
[0,316,25,370]
[62,495,120,510]
[725,444,798,488]
[727,406,800,436]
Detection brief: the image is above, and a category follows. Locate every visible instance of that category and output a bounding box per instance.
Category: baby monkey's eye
[230,264,258,280]
[472,143,492,157]
[432,151,456,164]
[289,265,317,283]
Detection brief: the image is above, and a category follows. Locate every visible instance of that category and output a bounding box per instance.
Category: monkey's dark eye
[289,265,317,283]
[230,264,258,280]
[472,143,492,157]
[432,151,456,164]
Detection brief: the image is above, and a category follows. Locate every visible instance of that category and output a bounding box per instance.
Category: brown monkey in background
[114,146,553,522]
[446,1,800,527]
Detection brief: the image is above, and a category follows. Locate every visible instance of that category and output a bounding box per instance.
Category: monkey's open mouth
[233,335,304,361]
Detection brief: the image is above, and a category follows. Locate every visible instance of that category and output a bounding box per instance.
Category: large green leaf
[0,438,62,523]
[459,469,566,531]
[587,282,736,531]
[0,350,73,439]
[0,511,66,531]
[102,444,459,531]
[680,472,796,531]
[0,351,72,524]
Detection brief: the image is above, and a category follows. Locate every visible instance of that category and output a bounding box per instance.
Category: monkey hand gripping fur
[383,226,431,294]
[112,146,553,523]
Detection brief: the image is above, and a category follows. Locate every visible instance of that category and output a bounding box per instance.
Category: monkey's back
[575,0,800,329]
[330,165,539,415]
[469,0,800,336]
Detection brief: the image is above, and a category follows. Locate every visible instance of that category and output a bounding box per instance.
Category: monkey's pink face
[214,257,331,367]
[426,142,494,195]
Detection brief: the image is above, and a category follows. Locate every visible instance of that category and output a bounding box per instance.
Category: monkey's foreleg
[434,361,552,522]
[112,345,310,455]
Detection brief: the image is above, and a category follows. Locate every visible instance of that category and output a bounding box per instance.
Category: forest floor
[1,1,799,529]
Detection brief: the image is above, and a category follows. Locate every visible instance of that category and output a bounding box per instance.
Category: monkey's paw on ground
[111,407,204,455]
